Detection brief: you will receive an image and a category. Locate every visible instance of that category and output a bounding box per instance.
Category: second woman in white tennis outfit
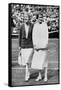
[31,14,48,81]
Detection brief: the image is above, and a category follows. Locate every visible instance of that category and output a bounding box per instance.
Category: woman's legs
[44,67,48,81]
[44,59,48,81]
[35,67,48,82]
[23,48,33,81]
[25,63,30,81]
[35,70,42,81]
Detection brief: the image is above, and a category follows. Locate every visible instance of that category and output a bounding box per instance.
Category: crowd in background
[11,4,59,34]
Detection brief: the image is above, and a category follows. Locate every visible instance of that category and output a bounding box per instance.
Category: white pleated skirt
[31,50,48,70]
[18,48,33,66]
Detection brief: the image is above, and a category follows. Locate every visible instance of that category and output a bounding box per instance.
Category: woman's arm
[18,25,22,49]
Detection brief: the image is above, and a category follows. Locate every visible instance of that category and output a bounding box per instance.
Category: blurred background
[10,4,59,38]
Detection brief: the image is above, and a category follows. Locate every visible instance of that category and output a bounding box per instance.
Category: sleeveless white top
[32,22,48,48]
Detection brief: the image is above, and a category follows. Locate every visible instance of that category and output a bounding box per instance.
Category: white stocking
[44,67,48,81]
[25,64,30,81]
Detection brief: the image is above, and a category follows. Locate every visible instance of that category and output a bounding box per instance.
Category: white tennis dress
[31,22,48,69]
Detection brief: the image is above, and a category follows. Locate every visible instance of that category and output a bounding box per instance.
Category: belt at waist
[34,48,48,51]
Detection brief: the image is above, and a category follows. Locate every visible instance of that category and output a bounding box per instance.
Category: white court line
[12,38,58,40]
[12,67,58,70]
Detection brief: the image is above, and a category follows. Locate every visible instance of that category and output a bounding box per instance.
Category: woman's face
[38,15,43,23]
[24,15,29,23]
[31,15,36,23]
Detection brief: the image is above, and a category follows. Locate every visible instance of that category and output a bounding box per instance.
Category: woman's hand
[19,47,21,50]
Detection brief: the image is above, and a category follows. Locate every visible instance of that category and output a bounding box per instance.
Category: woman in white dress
[31,14,48,81]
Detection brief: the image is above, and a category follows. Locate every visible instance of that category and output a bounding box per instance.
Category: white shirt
[25,24,29,38]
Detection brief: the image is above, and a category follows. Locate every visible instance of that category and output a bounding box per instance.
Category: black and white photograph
[8,3,59,87]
